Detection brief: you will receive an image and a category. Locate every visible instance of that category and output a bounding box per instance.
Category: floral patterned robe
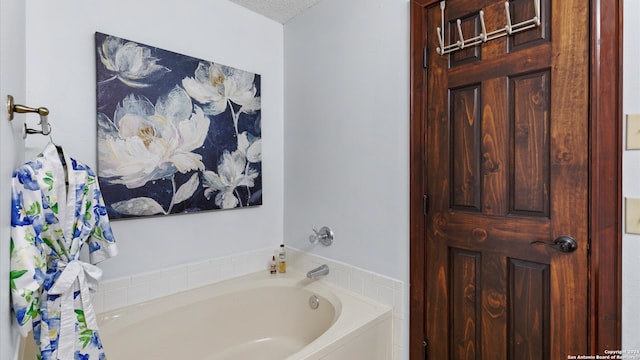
[10,143,118,360]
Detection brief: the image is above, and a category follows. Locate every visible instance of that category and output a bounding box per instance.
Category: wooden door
[418,0,589,358]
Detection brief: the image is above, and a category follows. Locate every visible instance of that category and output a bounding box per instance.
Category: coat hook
[479,10,488,42]
[436,1,446,55]
[7,95,49,121]
[534,0,541,26]
[456,19,465,49]
[435,0,541,56]
[7,95,53,138]
[505,1,513,34]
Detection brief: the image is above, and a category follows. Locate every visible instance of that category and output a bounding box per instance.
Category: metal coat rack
[436,0,541,56]
[7,95,51,139]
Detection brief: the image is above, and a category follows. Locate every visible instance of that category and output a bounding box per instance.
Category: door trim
[409,0,623,358]
[587,0,623,352]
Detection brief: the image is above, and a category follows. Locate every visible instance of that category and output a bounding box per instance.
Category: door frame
[409,0,623,358]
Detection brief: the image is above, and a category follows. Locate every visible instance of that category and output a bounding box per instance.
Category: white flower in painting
[98,86,210,188]
[98,36,170,88]
[202,150,259,209]
[110,173,200,216]
[238,131,262,163]
[182,62,260,116]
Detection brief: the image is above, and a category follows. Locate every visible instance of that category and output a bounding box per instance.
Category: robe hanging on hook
[436,0,541,56]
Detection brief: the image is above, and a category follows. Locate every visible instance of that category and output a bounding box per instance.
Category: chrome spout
[306,264,330,279]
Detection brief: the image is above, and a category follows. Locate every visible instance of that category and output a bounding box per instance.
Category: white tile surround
[93,247,408,360]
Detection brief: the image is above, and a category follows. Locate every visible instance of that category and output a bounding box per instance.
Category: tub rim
[19,269,393,360]
[98,270,344,333]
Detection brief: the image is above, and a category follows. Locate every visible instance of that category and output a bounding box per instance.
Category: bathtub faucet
[306,264,330,279]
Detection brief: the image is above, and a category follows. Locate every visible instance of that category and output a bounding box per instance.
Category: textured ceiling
[229,0,323,23]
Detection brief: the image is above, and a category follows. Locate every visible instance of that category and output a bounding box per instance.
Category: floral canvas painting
[95,32,262,219]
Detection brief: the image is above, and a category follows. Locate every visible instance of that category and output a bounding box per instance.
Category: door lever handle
[530,235,578,253]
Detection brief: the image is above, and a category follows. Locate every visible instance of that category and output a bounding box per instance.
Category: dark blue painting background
[95,32,262,219]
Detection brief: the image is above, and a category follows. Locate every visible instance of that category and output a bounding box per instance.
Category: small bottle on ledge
[278,244,287,273]
[270,255,277,274]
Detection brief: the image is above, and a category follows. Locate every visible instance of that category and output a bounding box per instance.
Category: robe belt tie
[49,259,102,360]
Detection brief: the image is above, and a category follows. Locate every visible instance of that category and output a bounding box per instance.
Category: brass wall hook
[7,95,53,138]
[7,95,49,121]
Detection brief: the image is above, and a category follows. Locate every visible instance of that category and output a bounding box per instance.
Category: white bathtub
[20,270,392,360]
